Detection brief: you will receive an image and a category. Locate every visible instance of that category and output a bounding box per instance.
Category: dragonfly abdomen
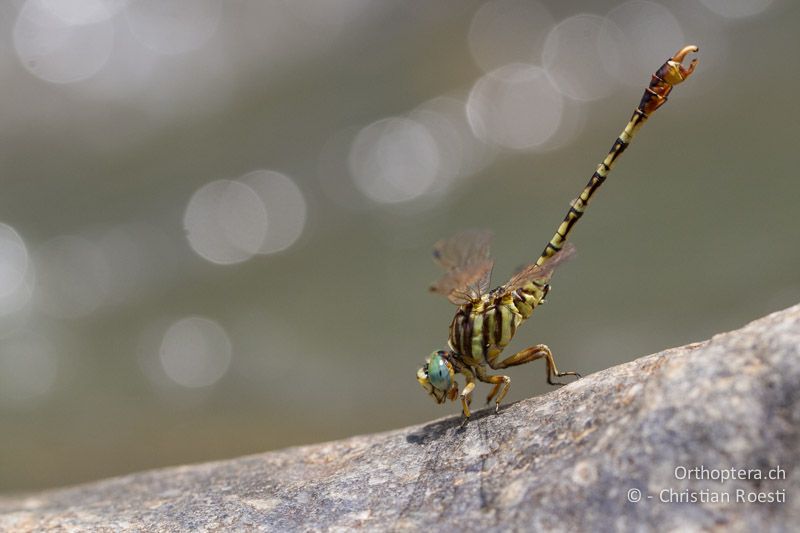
[535,45,698,268]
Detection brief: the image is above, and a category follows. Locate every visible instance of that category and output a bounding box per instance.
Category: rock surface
[2,305,799,532]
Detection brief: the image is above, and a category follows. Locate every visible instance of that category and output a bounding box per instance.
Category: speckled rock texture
[2,304,799,532]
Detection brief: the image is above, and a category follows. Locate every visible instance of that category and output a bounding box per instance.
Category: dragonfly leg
[458,369,476,426]
[475,366,510,413]
[489,344,581,386]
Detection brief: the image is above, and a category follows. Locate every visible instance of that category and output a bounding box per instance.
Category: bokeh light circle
[349,117,441,204]
[0,273,35,335]
[239,170,307,255]
[0,224,33,331]
[0,224,30,301]
[466,63,564,150]
[542,14,618,101]
[407,108,465,191]
[598,1,685,88]
[409,96,497,189]
[184,180,269,265]
[13,0,115,84]
[159,316,232,388]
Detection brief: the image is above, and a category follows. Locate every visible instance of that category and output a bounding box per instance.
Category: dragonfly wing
[502,243,576,293]
[430,229,494,304]
[432,229,493,271]
[430,259,494,304]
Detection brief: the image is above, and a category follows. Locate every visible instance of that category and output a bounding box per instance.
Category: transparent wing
[501,243,576,293]
[429,258,494,305]
[429,230,494,304]
[432,229,493,271]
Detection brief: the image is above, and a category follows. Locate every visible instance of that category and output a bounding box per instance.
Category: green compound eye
[427,352,452,391]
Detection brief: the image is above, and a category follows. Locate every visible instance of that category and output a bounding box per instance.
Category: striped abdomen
[448,285,547,365]
[536,46,698,268]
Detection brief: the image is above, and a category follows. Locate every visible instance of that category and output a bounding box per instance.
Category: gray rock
[2,304,799,532]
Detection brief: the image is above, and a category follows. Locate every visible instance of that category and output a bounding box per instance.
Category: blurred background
[0,0,798,492]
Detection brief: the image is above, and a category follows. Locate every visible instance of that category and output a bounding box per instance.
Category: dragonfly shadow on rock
[405,403,514,445]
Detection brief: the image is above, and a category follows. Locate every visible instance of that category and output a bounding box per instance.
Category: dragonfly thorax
[447,291,538,366]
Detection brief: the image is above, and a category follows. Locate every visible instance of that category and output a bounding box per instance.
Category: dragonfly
[417,45,699,423]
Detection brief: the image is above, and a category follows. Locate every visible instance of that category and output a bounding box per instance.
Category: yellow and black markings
[419,46,699,423]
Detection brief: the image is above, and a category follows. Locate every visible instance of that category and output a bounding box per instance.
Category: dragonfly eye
[427,351,453,391]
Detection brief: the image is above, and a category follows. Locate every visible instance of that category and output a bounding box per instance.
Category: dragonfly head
[417,350,457,404]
